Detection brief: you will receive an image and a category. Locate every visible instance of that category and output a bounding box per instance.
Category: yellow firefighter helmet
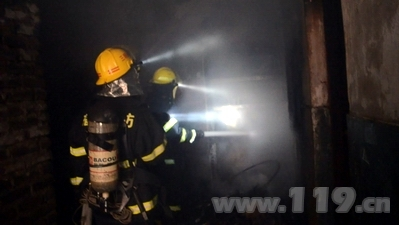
[151,67,177,85]
[95,48,134,85]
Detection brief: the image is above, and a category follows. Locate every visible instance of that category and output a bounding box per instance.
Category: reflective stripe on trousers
[128,195,158,214]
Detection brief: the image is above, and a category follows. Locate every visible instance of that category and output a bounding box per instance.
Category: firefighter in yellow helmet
[146,67,204,224]
[147,67,179,112]
[68,47,167,225]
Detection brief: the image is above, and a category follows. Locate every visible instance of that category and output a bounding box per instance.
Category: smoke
[179,74,299,198]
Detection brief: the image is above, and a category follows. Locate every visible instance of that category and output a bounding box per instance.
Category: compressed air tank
[87,108,119,193]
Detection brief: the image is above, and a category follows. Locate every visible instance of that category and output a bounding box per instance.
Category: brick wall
[0,2,57,225]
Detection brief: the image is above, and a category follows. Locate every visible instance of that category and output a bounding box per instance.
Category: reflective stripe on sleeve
[179,128,187,143]
[128,195,158,214]
[141,143,165,162]
[189,129,197,143]
[70,146,86,157]
[163,118,178,132]
[70,177,83,186]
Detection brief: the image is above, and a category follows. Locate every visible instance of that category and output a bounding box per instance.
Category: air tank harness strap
[87,132,117,151]
[133,167,174,220]
[118,166,161,222]
[119,164,173,220]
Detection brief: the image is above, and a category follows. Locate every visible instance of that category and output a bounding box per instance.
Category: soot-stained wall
[342,1,399,224]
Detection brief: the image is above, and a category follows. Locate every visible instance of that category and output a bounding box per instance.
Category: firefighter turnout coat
[150,112,203,214]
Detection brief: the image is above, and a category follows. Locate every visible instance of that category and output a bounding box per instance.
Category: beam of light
[171,104,243,127]
[178,83,220,94]
[214,105,243,128]
[142,35,221,65]
[169,113,208,122]
[176,35,220,55]
[203,131,251,137]
[141,51,174,64]
[175,42,202,55]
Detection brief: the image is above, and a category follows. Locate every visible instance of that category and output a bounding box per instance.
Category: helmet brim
[96,77,106,85]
